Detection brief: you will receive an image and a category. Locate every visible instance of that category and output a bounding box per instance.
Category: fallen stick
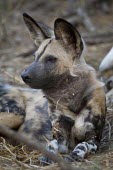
[0,125,83,170]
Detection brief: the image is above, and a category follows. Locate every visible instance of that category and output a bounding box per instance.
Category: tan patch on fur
[0,112,24,128]
[101,69,113,80]
[3,87,26,112]
[87,86,106,117]
[74,110,93,138]
[34,36,87,77]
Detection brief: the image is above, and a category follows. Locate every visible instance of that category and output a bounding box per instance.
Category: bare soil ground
[0,0,113,169]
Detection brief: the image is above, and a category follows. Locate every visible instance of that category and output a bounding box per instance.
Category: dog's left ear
[23,13,54,47]
[54,18,84,58]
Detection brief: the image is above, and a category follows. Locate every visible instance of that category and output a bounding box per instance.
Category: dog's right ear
[54,18,84,59]
[23,13,54,47]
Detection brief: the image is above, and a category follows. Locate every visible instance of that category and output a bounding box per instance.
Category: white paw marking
[73,141,97,158]
[46,139,58,154]
[87,143,97,152]
[74,149,85,158]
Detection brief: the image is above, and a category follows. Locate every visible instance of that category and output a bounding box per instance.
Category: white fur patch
[73,149,85,158]
[86,142,97,151]
[74,111,94,139]
[46,139,58,154]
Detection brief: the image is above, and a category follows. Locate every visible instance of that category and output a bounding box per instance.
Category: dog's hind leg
[0,84,25,129]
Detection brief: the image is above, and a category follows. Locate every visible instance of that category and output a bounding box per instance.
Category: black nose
[21,70,30,82]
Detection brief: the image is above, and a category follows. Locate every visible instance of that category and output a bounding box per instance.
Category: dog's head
[21,13,84,89]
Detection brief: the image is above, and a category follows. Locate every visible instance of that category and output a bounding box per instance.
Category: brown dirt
[0,0,113,169]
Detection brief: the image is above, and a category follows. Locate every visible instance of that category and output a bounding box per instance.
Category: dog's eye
[45,56,57,63]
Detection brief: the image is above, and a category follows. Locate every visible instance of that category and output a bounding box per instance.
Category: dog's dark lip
[23,80,38,88]
[23,82,35,88]
[22,80,33,87]
[24,81,32,86]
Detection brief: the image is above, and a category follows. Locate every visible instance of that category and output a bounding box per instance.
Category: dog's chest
[48,95,81,121]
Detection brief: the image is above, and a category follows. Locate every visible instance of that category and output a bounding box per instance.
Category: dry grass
[1,108,113,170]
[0,137,42,170]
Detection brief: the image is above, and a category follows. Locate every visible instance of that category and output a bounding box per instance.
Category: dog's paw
[66,141,97,162]
[64,152,83,162]
[38,139,58,165]
[46,139,58,154]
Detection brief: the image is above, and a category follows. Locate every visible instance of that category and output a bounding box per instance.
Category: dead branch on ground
[0,125,84,170]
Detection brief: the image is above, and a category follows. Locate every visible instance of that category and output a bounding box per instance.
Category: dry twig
[0,125,84,170]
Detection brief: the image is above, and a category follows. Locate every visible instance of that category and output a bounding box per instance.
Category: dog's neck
[43,73,72,95]
[42,71,90,106]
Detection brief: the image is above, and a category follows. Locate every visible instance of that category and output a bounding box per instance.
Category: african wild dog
[20,13,106,160]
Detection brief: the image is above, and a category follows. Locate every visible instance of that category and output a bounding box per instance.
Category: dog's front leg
[39,117,60,164]
[68,106,106,161]
[44,113,74,163]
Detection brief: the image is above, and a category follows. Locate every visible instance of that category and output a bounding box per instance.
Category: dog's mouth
[21,78,39,89]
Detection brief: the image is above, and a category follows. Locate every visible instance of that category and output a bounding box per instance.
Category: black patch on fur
[50,114,57,121]
[55,115,74,142]
[58,115,74,128]
[88,142,95,146]
[85,114,91,122]
[92,115,105,142]
[22,119,51,139]
[73,150,80,154]
[48,98,56,113]
[0,97,25,116]
[90,148,96,152]
[22,119,34,133]
[36,119,52,136]
[35,105,48,116]
[0,85,8,97]
[84,107,92,122]
[84,142,89,149]
[29,119,52,141]
[77,145,87,152]
[68,92,93,114]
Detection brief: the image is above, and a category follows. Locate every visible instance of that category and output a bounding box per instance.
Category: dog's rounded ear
[23,13,54,47]
[54,18,84,58]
